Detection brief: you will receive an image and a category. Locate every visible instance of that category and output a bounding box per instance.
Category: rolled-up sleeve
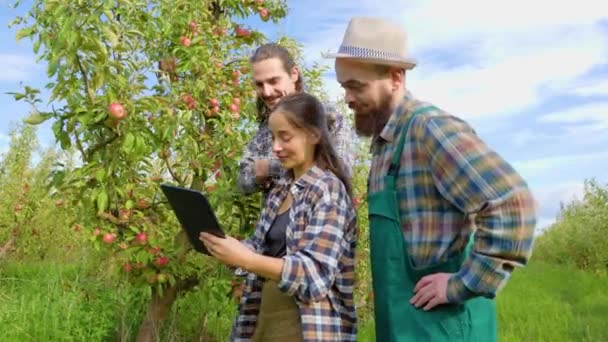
[422,115,537,303]
[277,181,350,303]
[325,104,356,178]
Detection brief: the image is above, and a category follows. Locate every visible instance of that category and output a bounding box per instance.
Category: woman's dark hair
[271,93,352,197]
[250,43,304,122]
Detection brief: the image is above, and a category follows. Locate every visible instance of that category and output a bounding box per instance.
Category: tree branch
[75,54,95,104]
[86,133,118,160]
[164,159,183,184]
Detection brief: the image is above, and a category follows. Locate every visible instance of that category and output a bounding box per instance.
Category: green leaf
[52,121,62,139]
[15,26,35,41]
[122,132,135,154]
[92,71,104,91]
[6,92,26,101]
[102,26,119,46]
[95,169,106,182]
[58,132,71,149]
[97,190,109,214]
[23,112,52,125]
[125,199,134,210]
[33,39,41,54]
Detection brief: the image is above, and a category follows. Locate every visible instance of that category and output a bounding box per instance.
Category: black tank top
[263,209,290,258]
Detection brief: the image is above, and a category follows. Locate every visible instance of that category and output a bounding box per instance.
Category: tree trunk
[136,284,179,342]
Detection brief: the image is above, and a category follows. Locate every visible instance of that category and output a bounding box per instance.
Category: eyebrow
[340,79,366,87]
[254,76,280,84]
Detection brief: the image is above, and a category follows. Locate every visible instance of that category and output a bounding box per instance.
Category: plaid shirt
[231,166,358,341]
[237,104,355,195]
[369,91,536,303]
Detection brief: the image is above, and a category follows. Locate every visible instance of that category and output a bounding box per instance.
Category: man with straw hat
[324,17,537,341]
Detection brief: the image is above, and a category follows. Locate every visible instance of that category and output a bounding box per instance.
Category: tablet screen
[160,184,225,255]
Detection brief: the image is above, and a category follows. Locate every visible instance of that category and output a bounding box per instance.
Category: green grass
[357,262,608,341]
[497,262,608,342]
[1,260,606,341]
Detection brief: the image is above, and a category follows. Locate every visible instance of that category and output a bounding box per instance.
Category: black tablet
[160,183,225,255]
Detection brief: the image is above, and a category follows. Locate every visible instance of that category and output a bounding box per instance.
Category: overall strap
[388,106,437,176]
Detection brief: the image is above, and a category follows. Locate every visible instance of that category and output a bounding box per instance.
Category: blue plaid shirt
[231,166,358,341]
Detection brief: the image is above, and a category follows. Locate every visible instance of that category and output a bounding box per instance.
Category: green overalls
[367,107,497,341]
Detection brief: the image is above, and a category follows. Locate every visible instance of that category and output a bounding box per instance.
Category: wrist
[241,250,258,273]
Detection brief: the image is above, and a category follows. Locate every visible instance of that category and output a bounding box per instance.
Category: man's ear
[290,66,300,83]
[390,68,405,91]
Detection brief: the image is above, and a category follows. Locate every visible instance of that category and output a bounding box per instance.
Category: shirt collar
[377,90,417,143]
[277,165,325,193]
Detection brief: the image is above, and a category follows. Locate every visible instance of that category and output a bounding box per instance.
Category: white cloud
[513,151,608,179]
[539,102,608,125]
[529,181,585,234]
[0,54,38,82]
[574,79,608,96]
[295,0,608,121]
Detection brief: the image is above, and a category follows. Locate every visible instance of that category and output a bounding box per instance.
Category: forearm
[242,253,284,281]
[237,158,262,194]
[447,187,536,302]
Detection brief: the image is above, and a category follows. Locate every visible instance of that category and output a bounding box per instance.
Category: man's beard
[353,94,393,137]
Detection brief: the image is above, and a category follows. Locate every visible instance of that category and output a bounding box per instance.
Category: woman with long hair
[200,92,357,341]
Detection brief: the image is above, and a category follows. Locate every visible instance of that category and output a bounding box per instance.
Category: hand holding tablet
[160,184,226,255]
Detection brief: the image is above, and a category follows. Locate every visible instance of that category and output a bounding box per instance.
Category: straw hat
[323,17,416,70]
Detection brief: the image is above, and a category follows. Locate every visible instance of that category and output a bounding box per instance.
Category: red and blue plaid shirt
[231,166,358,341]
[369,91,537,303]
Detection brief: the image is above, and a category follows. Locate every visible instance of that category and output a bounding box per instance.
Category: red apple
[235,26,251,37]
[93,227,101,236]
[118,208,130,220]
[123,263,133,272]
[229,103,239,113]
[136,232,148,244]
[206,106,219,117]
[189,21,198,31]
[215,62,222,68]
[103,233,117,244]
[149,246,161,255]
[154,256,170,267]
[259,8,269,21]
[136,198,150,210]
[232,70,239,79]
[209,98,219,107]
[233,97,241,105]
[181,93,193,103]
[353,197,361,208]
[108,102,126,120]
[159,57,176,72]
[179,36,191,47]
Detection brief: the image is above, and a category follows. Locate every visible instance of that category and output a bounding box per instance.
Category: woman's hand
[199,232,255,269]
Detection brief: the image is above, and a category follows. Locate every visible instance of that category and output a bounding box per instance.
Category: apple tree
[5,0,328,340]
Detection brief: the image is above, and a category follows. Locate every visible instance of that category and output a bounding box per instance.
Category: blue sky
[2,0,608,232]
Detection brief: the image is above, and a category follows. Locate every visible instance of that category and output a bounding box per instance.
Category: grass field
[1,260,606,341]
